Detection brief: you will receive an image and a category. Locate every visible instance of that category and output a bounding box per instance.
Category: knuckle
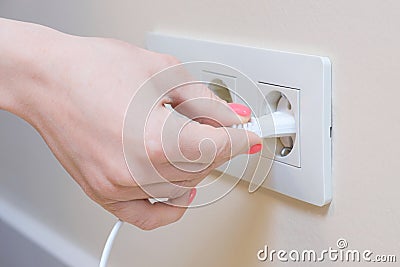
[88,177,120,201]
[78,165,127,201]
[144,137,165,162]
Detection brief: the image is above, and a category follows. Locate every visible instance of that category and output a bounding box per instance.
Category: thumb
[177,121,262,168]
[217,127,263,161]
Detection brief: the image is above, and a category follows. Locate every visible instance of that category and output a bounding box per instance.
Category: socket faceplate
[147,33,332,206]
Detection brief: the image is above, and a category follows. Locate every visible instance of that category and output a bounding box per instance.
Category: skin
[0,18,261,230]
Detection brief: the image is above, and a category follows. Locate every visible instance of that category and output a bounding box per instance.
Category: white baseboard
[0,198,99,267]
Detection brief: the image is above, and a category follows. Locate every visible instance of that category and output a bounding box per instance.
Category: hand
[0,19,262,230]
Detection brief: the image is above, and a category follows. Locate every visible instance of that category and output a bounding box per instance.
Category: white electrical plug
[231,112,296,138]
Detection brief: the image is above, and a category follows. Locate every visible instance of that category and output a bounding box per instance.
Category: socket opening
[207,78,233,103]
[264,91,296,158]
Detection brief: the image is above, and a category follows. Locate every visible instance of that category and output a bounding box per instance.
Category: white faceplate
[147,33,332,206]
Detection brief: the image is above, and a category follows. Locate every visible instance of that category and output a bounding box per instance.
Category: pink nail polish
[248,144,262,154]
[189,188,197,204]
[228,103,251,117]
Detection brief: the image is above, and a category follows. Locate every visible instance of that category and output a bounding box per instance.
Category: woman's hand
[0,19,262,230]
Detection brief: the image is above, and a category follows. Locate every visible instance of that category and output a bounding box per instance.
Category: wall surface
[1,0,400,266]
[0,219,66,267]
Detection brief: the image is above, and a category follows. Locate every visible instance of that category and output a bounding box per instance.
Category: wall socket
[147,33,332,206]
[258,83,300,168]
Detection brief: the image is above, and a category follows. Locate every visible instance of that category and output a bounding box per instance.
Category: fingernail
[228,103,251,117]
[248,144,262,154]
[189,188,197,204]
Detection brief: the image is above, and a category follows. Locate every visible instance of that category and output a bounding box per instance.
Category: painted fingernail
[248,144,262,154]
[189,188,197,204]
[228,103,251,117]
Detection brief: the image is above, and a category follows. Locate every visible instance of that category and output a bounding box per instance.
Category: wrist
[0,18,69,123]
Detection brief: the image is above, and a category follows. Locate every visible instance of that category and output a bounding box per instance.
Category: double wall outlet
[147,33,332,206]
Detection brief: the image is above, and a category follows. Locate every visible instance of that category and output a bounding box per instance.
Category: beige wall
[1,0,400,266]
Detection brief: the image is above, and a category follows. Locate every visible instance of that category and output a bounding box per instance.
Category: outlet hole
[280,147,292,157]
[264,91,296,158]
[208,78,233,103]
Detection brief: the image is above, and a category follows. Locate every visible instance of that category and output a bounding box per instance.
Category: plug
[231,112,296,138]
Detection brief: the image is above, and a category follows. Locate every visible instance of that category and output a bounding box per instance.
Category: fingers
[105,190,195,230]
[140,181,190,200]
[92,182,188,202]
[168,84,251,127]
[147,53,252,126]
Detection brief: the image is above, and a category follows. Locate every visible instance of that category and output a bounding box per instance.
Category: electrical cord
[99,219,124,267]
[99,199,168,266]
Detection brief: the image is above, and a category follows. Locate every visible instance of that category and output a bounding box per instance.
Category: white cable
[99,219,124,267]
